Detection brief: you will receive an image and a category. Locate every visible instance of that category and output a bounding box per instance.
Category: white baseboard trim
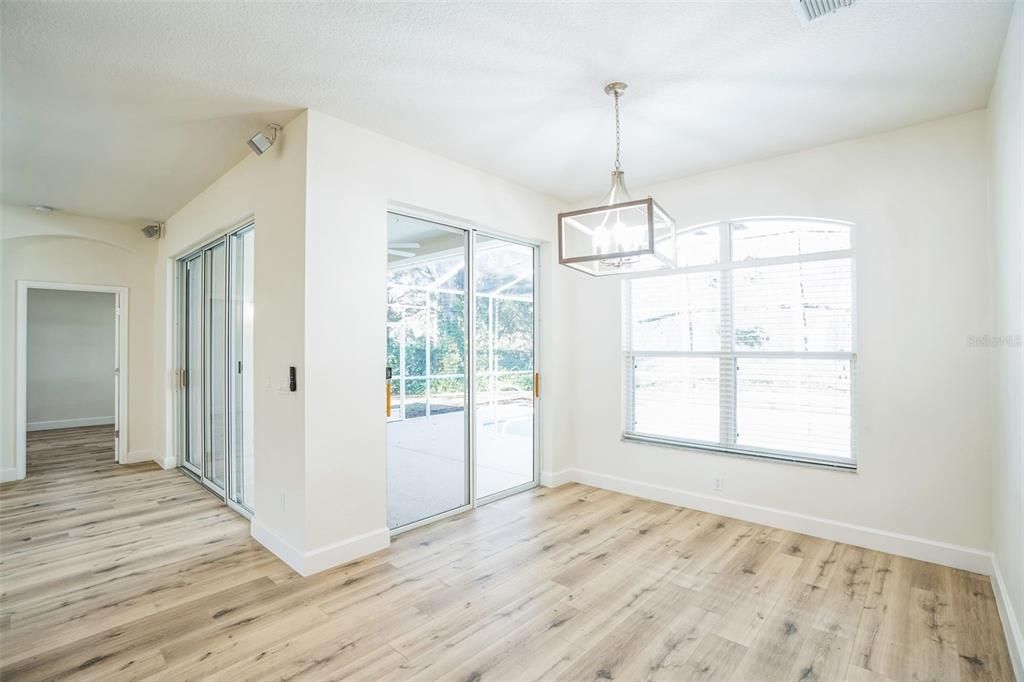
[156,455,177,470]
[251,517,307,575]
[26,416,115,431]
[541,468,575,488]
[0,467,21,483]
[124,449,152,464]
[565,468,994,575]
[250,518,390,577]
[991,556,1024,681]
[302,527,391,576]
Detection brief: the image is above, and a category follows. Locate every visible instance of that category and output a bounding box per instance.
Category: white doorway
[15,281,129,480]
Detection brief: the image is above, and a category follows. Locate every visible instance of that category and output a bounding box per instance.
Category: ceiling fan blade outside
[387,242,421,249]
[388,249,416,258]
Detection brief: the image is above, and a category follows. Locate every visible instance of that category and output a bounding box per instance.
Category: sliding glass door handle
[386,366,393,417]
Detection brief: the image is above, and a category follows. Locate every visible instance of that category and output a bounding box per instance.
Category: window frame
[623,217,858,470]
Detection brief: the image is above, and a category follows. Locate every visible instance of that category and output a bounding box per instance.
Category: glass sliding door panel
[474,235,536,500]
[184,256,204,472]
[386,212,469,529]
[229,228,255,510]
[205,241,228,491]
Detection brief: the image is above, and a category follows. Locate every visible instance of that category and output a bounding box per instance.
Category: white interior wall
[0,205,157,479]
[297,109,572,570]
[157,112,309,553]
[27,289,115,430]
[988,1,1024,673]
[565,111,994,559]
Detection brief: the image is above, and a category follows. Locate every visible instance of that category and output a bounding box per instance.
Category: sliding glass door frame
[227,225,256,513]
[387,208,541,535]
[175,220,255,519]
[180,252,204,479]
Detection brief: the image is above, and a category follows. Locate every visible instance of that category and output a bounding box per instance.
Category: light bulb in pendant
[612,220,628,251]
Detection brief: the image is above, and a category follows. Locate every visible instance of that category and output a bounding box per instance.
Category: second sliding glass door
[386,212,537,531]
[179,224,255,515]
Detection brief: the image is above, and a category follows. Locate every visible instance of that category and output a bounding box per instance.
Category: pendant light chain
[613,89,622,171]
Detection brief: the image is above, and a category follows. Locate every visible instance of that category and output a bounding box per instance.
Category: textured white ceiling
[1,1,1013,223]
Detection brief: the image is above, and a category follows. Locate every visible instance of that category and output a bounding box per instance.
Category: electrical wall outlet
[713,476,725,492]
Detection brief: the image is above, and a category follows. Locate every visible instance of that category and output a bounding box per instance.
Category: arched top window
[623,217,856,468]
[671,216,854,269]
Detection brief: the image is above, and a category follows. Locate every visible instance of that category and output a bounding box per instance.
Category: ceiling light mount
[602,80,626,96]
[247,122,283,156]
[603,81,627,97]
[557,82,676,277]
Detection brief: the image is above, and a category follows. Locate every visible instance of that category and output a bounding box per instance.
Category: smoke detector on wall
[141,223,163,239]
[794,0,856,23]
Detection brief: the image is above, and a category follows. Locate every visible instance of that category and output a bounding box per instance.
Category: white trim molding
[562,468,994,574]
[302,528,391,576]
[27,416,115,432]
[251,518,390,577]
[541,469,575,488]
[991,557,1024,681]
[157,455,178,470]
[124,449,153,464]
[0,468,19,484]
[250,518,306,575]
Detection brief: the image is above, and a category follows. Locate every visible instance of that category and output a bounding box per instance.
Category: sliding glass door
[229,227,255,509]
[386,216,470,529]
[178,223,255,515]
[386,212,537,532]
[474,235,536,502]
[205,241,228,492]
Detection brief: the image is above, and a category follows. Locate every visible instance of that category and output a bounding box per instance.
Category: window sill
[621,432,858,472]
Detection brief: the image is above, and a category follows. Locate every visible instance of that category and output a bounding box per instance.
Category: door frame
[385,207,542,535]
[15,280,129,480]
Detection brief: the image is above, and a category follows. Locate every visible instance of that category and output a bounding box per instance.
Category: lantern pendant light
[558,82,676,276]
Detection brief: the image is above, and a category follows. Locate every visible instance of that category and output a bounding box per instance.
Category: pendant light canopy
[558,82,676,276]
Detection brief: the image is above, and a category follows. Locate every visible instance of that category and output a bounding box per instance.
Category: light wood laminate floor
[0,426,1014,681]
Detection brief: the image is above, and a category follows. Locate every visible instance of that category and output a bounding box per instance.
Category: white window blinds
[624,217,856,468]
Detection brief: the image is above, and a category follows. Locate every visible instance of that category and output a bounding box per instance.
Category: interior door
[473,234,537,501]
